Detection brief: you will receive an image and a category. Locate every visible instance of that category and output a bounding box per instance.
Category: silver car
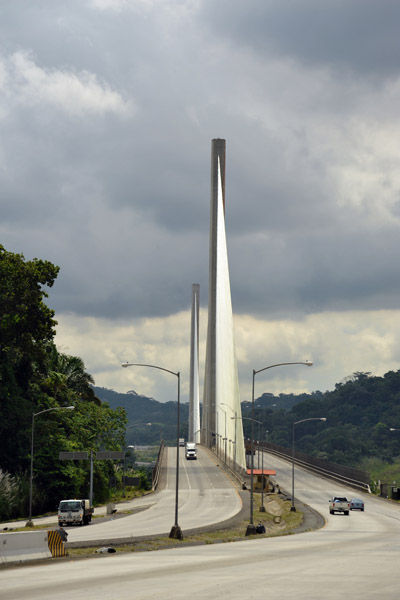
[350,498,364,511]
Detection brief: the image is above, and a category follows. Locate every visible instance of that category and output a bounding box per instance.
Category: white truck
[329,496,350,515]
[185,442,197,460]
[58,498,94,526]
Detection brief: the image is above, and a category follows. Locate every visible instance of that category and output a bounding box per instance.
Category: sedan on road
[350,498,364,511]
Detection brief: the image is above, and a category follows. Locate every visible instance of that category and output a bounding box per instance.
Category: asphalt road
[2,450,400,599]
[1,446,242,543]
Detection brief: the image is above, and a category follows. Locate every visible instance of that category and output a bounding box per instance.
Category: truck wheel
[329,510,334,514]
[345,511,349,515]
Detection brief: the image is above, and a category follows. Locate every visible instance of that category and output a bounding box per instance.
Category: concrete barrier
[0,531,52,564]
[106,503,116,515]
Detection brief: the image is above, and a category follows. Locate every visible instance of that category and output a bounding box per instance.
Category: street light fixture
[246,361,313,536]
[291,417,326,512]
[122,362,183,540]
[27,405,75,527]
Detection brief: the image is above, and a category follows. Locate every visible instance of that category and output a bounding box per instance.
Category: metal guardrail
[152,440,165,490]
[207,439,371,493]
[257,441,371,493]
[209,444,247,487]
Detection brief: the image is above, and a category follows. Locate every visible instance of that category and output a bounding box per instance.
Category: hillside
[95,369,400,481]
[93,386,189,445]
[240,371,400,478]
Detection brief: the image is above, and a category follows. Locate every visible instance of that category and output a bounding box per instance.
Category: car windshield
[59,501,81,512]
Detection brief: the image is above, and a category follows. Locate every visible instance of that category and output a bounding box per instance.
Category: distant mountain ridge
[93,386,189,444]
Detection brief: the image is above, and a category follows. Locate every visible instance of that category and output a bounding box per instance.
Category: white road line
[181,452,193,490]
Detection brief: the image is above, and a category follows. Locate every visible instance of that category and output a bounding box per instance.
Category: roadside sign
[59,451,89,460]
[96,451,125,460]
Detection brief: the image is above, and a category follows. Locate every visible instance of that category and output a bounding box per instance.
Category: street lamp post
[259,430,270,512]
[216,413,220,459]
[259,444,266,512]
[220,403,232,466]
[246,361,313,536]
[291,417,326,512]
[27,405,75,527]
[221,408,227,464]
[122,362,183,540]
[232,412,237,469]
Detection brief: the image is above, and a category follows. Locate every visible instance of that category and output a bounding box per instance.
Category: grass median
[66,493,303,559]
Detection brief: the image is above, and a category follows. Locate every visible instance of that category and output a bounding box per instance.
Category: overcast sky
[2,0,400,403]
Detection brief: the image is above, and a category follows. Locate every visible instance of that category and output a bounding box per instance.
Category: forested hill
[96,370,400,471]
[246,390,325,411]
[240,370,400,471]
[93,387,189,444]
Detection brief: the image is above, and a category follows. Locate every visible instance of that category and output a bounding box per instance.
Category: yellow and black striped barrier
[47,530,66,558]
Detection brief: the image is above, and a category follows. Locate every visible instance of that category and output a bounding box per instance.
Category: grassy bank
[66,493,303,559]
[360,457,400,494]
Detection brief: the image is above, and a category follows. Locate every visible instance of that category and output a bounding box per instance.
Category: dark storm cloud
[229,223,400,317]
[1,0,400,329]
[199,0,400,78]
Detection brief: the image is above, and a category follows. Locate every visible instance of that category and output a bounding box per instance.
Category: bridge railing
[256,440,371,493]
[152,440,165,490]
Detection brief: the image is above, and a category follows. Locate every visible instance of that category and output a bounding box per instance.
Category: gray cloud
[199,0,400,79]
[1,0,400,331]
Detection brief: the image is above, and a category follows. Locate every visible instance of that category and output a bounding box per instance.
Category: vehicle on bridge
[329,496,350,515]
[185,442,197,460]
[350,497,365,511]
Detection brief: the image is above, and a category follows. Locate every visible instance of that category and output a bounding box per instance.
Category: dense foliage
[0,245,127,521]
[103,371,400,478]
[94,387,189,445]
[241,371,400,467]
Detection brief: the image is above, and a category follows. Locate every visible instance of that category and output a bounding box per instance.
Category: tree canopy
[241,370,400,467]
[0,245,127,520]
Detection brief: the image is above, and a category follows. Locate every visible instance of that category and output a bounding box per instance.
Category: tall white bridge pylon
[189,283,200,444]
[201,139,246,472]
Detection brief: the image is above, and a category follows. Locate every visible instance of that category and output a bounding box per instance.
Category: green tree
[0,244,59,371]
[0,246,128,516]
[43,343,99,405]
[0,246,59,473]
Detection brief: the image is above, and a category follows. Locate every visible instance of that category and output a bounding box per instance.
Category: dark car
[350,498,364,511]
